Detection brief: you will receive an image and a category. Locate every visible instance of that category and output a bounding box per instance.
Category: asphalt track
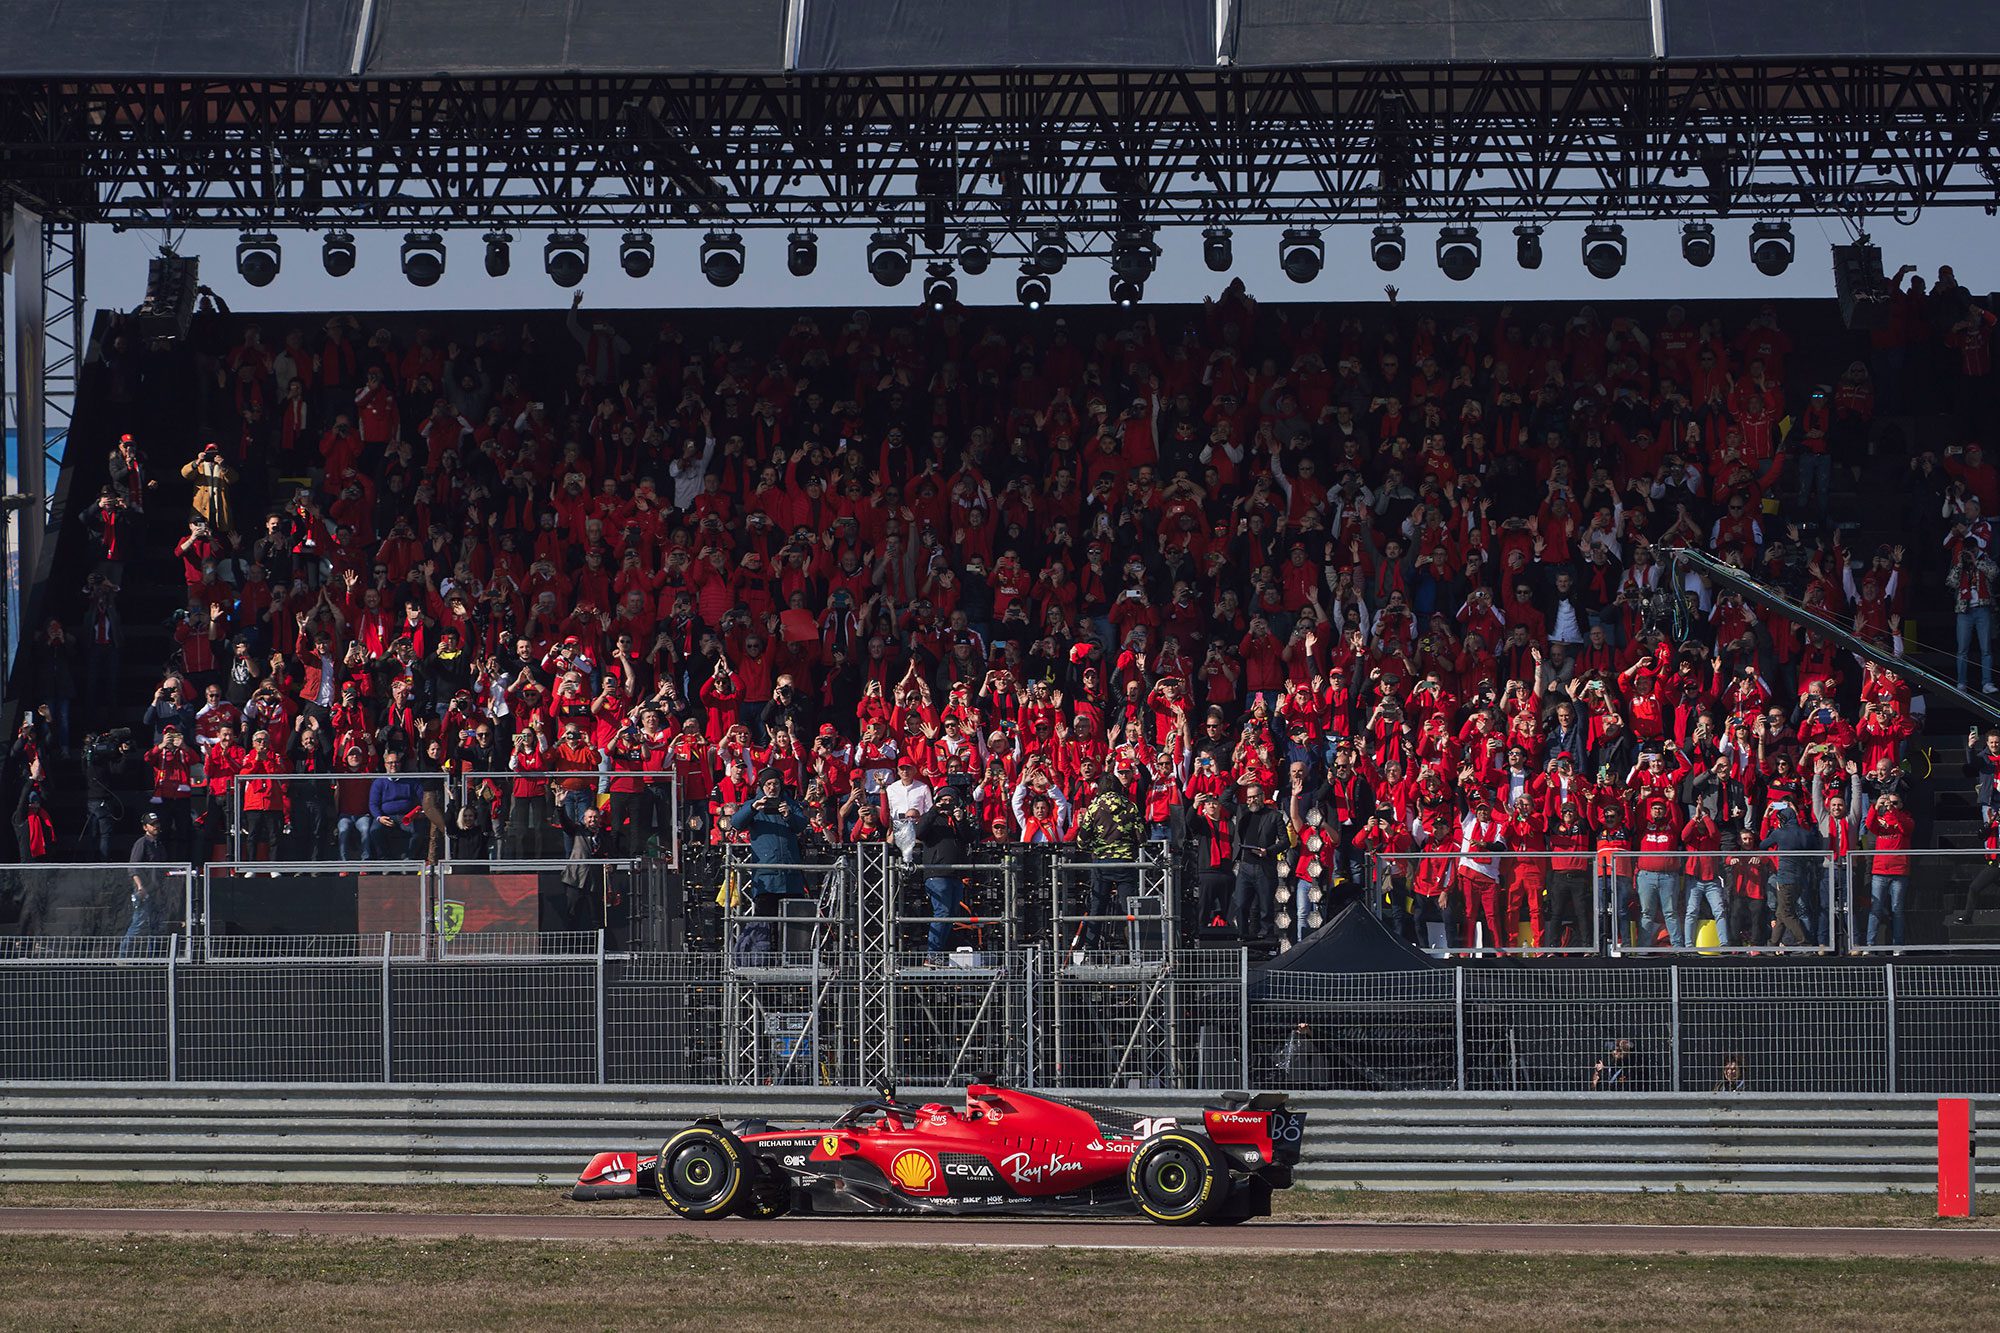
[1,1209,1997,1258]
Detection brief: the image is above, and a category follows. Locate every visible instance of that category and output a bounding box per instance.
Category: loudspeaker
[1832,242,1890,331]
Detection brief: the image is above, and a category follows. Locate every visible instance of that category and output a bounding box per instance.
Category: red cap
[818,723,838,737]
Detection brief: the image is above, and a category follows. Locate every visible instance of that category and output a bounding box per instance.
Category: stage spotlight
[320,230,355,278]
[1109,273,1145,306]
[699,231,744,287]
[1030,226,1068,274]
[1514,223,1543,270]
[1681,221,1716,268]
[867,231,913,286]
[1750,220,1794,276]
[1203,226,1233,272]
[1016,263,1050,310]
[923,261,958,311]
[1369,224,1405,272]
[400,232,446,288]
[483,231,513,278]
[235,231,281,287]
[1111,227,1158,279]
[544,232,589,288]
[956,230,993,276]
[1436,224,1481,281]
[619,231,655,279]
[1279,228,1324,283]
[786,230,818,277]
[1581,222,1627,280]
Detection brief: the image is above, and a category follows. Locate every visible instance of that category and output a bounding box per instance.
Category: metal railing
[8,947,2000,1093]
[1601,848,1836,955]
[0,861,195,959]
[1845,848,1996,953]
[228,768,681,868]
[1366,850,1600,956]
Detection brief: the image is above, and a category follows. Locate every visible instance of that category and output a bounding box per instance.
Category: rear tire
[1127,1131,1230,1225]
[656,1125,747,1220]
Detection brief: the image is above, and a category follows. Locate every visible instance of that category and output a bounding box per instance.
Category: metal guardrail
[0,1084,1985,1192]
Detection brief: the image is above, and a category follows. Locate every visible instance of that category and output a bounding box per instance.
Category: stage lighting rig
[483,231,513,277]
[1016,263,1050,310]
[1203,226,1233,272]
[1581,223,1626,279]
[786,230,818,277]
[619,231,655,278]
[235,232,281,287]
[400,232,446,287]
[544,232,590,288]
[868,231,913,286]
[1513,224,1543,270]
[700,231,744,287]
[1369,224,1405,272]
[1279,228,1324,283]
[320,230,355,278]
[923,261,958,310]
[1031,227,1068,274]
[957,230,993,275]
[1436,225,1481,281]
[1750,221,1794,275]
[1681,221,1717,267]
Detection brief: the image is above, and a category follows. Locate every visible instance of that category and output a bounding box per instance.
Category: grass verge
[1,1234,1996,1332]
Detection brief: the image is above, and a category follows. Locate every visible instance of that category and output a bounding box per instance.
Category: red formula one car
[573,1082,1304,1225]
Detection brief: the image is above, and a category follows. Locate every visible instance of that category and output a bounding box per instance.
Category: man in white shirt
[883,757,934,861]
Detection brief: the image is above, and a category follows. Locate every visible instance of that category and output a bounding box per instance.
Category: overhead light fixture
[1581,223,1627,280]
[1279,228,1324,283]
[700,231,744,287]
[956,230,993,276]
[1750,220,1794,276]
[1436,224,1481,281]
[544,232,589,288]
[867,231,913,286]
[483,231,513,278]
[1016,263,1050,310]
[1030,227,1068,274]
[786,230,818,277]
[320,230,356,278]
[399,231,445,288]
[1369,224,1405,272]
[235,231,281,287]
[923,261,958,311]
[1513,223,1543,270]
[619,231,655,279]
[1111,227,1158,279]
[1681,221,1717,268]
[1109,274,1145,306]
[1203,226,1233,273]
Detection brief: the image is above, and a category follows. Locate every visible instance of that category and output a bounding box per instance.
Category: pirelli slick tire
[656,1125,748,1220]
[732,1158,792,1220]
[1128,1131,1230,1225]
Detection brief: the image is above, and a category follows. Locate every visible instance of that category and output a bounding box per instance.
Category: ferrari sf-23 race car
[573,1082,1304,1225]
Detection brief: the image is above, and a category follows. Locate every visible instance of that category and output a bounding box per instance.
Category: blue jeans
[1682,877,1729,948]
[924,875,962,954]
[1958,605,1995,690]
[119,888,165,957]
[1796,451,1831,521]
[1868,874,1907,947]
[335,814,370,861]
[1636,869,1683,949]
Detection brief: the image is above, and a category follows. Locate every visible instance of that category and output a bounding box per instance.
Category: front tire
[656,1125,747,1220]
[1127,1131,1230,1225]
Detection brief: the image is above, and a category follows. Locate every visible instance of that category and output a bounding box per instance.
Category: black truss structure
[4,64,2000,235]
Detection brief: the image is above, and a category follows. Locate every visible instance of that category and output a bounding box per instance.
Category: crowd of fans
[12,266,1999,955]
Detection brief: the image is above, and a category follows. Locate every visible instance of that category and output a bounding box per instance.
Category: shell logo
[889,1149,938,1193]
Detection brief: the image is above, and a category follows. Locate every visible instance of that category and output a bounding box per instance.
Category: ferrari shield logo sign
[434,900,465,941]
[818,1134,841,1158]
[889,1149,938,1193]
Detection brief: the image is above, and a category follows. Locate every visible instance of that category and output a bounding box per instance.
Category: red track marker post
[1939,1098,1975,1218]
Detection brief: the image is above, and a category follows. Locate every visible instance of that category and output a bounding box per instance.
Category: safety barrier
[0,1084,1985,1192]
